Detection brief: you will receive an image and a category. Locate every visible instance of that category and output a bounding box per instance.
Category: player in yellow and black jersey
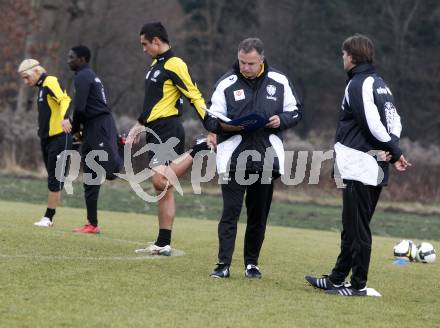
[18,59,73,227]
[127,22,217,255]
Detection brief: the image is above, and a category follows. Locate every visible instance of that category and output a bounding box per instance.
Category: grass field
[1,175,440,241]
[1,200,439,327]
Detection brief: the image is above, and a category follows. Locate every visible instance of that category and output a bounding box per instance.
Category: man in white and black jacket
[204,38,302,279]
[306,34,410,296]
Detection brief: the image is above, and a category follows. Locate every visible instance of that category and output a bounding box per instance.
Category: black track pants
[329,180,382,290]
[217,172,274,266]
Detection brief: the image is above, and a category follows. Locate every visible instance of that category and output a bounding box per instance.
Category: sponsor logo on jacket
[376,86,391,95]
[233,89,245,101]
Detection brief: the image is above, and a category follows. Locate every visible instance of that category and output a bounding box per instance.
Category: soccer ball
[393,240,417,261]
[415,242,436,263]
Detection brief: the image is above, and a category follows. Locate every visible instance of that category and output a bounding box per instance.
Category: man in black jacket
[205,38,302,278]
[305,34,410,296]
[67,45,122,234]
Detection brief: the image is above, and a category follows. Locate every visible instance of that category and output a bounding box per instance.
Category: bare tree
[177,0,259,95]
[383,0,421,82]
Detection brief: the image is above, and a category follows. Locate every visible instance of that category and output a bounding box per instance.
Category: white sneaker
[34,217,53,227]
[135,243,172,256]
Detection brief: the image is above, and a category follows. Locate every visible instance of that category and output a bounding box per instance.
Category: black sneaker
[244,264,262,279]
[326,286,367,297]
[210,263,230,278]
[305,275,345,291]
[72,134,82,151]
[190,136,210,157]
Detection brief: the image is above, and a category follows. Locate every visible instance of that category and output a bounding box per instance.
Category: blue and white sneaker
[210,263,230,278]
[245,264,262,279]
[305,275,345,291]
[190,135,211,157]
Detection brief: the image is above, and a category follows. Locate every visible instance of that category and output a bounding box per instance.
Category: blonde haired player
[18,59,73,227]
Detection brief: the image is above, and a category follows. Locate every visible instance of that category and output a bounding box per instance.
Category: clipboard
[206,108,268,132]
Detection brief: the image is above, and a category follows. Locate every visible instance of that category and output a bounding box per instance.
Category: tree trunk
[15,0,41,113]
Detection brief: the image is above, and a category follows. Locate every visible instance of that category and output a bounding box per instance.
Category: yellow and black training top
[35,73,71,138]
[138,49,206,125]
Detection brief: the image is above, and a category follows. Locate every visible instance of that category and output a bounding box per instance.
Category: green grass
[0,175,439,241]
[0,200,439,327]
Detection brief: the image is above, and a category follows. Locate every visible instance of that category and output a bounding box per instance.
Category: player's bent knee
[152,175,169,192]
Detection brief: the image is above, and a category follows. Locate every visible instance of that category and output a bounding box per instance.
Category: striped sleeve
[348,76,402,162]
[164,57,206,120]
[45,76,71,118]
